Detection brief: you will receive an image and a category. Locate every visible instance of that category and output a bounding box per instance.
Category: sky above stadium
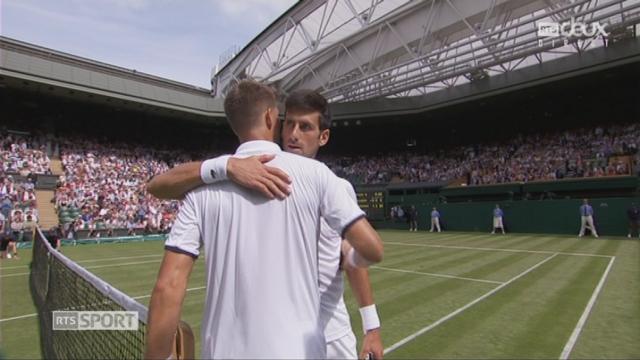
[2,0,297,88]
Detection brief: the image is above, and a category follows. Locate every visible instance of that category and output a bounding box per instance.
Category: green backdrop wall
[374,176,639,236]
[381,197,639,236]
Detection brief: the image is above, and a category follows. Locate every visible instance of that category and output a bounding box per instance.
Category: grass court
[1,230,638,359]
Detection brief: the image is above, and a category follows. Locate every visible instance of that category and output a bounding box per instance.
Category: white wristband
[346,247,373,268]
[359,304,380,334]
[200,155,230,184]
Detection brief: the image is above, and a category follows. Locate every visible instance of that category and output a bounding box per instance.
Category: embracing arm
[147,162,204,200]
[146,155,291,200]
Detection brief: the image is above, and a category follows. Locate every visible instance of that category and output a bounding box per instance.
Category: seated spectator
[10,210,24,242]
[23,213,37,242]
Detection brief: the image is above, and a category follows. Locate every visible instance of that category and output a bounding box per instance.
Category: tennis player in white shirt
[145,82,383,359]
[148,89,384,359]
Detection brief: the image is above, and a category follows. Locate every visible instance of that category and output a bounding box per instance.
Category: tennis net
[30,227,150,359]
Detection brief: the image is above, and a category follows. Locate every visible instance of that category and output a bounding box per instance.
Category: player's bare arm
[147,161,204,200]
[145,251,195,359]
[147,155,291,200]
[343,219,384,264]
[345,266,384,359]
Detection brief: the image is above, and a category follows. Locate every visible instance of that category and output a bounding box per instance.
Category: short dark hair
[224,80,278,134]
[285,89,332,130]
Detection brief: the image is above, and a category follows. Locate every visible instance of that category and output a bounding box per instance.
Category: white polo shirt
[318,178,357,342]
[165,140,365,359]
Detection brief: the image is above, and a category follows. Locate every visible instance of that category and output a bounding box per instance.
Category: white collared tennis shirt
[165,140,365,359]
[318,178,358,342]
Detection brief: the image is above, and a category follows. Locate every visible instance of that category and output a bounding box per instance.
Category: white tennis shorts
[326,331,357,359]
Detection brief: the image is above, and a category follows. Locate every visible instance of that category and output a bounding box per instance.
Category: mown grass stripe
[378,243,500,269]
[380,258,502,317]
[452,252,548,283]
[363,267,461,302]
[384,241,611,258]
[0,253,164,271]
[440,234,535,248]
[0,259,164,278]
[372,265,503,284]
[385,253,558,354]
[499,255,610,357]
[0,286,207,323]
[506,235,560,249]
[560,256,615,360]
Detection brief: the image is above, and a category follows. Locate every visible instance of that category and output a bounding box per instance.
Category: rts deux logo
[537,18,608,46]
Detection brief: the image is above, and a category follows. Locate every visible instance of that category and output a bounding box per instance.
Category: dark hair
[285,89,332,130]
[224,80,278,134]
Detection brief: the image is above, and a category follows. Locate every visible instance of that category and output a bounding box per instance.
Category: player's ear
[265,107,275,130]
[318,129,330,147]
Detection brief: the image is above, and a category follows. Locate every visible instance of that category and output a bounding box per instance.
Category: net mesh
[30,228,149,359]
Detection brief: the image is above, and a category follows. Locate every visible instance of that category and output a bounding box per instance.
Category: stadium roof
[0,36,226,121]
[212,0,640,103]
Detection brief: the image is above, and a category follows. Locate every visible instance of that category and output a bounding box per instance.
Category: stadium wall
[383,197,640,236]
[378,177,640,236]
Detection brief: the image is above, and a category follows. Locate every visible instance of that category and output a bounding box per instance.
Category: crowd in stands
[1,129,54,175]
[1,121,638,244]
[55,138,195,237]
[324,123,639,185]
[0,128,212,240]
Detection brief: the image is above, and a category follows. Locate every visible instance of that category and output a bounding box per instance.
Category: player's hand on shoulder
[227,155,292,200]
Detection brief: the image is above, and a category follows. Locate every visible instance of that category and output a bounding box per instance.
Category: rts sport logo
[52,311,139,331]
[537,17,608,46]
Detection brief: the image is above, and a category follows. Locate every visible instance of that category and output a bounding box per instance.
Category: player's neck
[237,130,277,144]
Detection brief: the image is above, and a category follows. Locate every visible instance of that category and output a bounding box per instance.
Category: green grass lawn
[1,230,638,359]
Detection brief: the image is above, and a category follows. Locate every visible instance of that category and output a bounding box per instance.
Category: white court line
[0,259,163,278]
[130,286,206,300]
[77,254,163,264]
[0,286,207,323]
[559,256,616,360]
[372,266,504,285]
[0,313,38,322]
[385,241,612,258]
[384,253,559,355]
[0,254,163,270]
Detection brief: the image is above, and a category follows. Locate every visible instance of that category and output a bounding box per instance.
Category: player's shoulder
[278,151,325,167]
[277,152,334,176]
[183,183,221,203]
[336,177,355,192]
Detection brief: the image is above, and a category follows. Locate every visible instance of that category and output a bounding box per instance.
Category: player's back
[175,143,363,359]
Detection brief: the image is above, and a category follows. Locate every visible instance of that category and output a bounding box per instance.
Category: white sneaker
[594,234,599,238]
[628,234,632,238]
[491,231,495,234]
